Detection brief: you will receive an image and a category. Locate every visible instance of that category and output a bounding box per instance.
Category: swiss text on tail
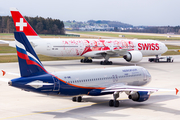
[10,8,40,39]
[14,32,47,77]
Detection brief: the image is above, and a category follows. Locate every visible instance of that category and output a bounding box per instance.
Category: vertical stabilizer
[10,8,40,40]
[14,32,47,77]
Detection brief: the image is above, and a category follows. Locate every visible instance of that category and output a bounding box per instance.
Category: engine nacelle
[128,91,150,102]
[123,51,143,63]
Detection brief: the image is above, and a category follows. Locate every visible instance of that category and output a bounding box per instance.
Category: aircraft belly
[82,51,102,57]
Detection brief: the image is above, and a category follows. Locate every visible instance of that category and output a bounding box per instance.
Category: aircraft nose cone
[8,81,12,86]
[162,43,168,53]
[165,45,168,52]
[148,74,152,81]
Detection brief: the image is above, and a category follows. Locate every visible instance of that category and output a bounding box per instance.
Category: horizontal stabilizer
[26,83,54,85]
[0,77,10,83]
[0,40,10,44]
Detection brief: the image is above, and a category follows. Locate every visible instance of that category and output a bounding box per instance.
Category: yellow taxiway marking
[0,98,127,120]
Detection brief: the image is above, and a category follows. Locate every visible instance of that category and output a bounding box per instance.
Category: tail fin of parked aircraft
[14,32,47,77]
[10,8,40,40]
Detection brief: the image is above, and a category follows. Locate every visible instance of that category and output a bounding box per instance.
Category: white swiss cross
[16,18,27,31]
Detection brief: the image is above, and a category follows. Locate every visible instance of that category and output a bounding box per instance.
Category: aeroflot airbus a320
[6,32,178,107]
[10,8,168,65]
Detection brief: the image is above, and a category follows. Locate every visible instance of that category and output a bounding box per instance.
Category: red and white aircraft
[10,8,168,65]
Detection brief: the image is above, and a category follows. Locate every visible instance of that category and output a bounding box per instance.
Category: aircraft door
[47,43,51,50]
[112,75,118,83]
[53,76,60,91]
[110,41,113,50]
[142,68,147,81]
[78,41,84,55]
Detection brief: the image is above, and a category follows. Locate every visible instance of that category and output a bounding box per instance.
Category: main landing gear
[72,96,82,102]
[109,92,120,107]
[72,93,120,107]
[100,53,113,65]
[100,61,113,65]
[80,57,92,63]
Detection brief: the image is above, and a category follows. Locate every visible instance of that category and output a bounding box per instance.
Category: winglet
[2,70,6,76]
[175,88,179,95]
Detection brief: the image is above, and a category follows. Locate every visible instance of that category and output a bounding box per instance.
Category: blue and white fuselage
[10,66,151,96]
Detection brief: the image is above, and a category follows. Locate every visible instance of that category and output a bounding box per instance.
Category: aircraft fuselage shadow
[32,95,179,119]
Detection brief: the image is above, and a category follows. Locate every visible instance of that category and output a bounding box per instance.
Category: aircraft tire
[114,100,119,107]
[87,59,91,63]
[100,61,113,65]
[84,59,87,63]
[72,97,77,102]
[155,59,159,62]
[80,59,84,63]
[77,96,82,102]
[109,100,114,107]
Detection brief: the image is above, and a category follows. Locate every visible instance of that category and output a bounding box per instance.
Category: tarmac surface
[0,56,180,120]
[161,41,180,46]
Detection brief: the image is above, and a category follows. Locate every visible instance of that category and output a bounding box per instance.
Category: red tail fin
[10,8,39,38]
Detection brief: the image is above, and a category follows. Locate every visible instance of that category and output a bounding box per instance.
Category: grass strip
[0,55,83,63]
[0,46,16,53]
[71,31,180,40]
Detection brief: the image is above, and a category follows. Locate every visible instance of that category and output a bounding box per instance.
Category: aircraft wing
[0,77,10,83]
[0,40,16,48]
[95,49,129,56]
[102,83,179,95]
[87,49,130,58]
[0,40,10,44]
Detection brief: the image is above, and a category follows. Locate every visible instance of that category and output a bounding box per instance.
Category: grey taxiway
[0,56,180,120]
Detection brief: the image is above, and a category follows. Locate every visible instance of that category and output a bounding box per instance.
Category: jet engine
[123,51,143,63]
[128,91,150,102]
